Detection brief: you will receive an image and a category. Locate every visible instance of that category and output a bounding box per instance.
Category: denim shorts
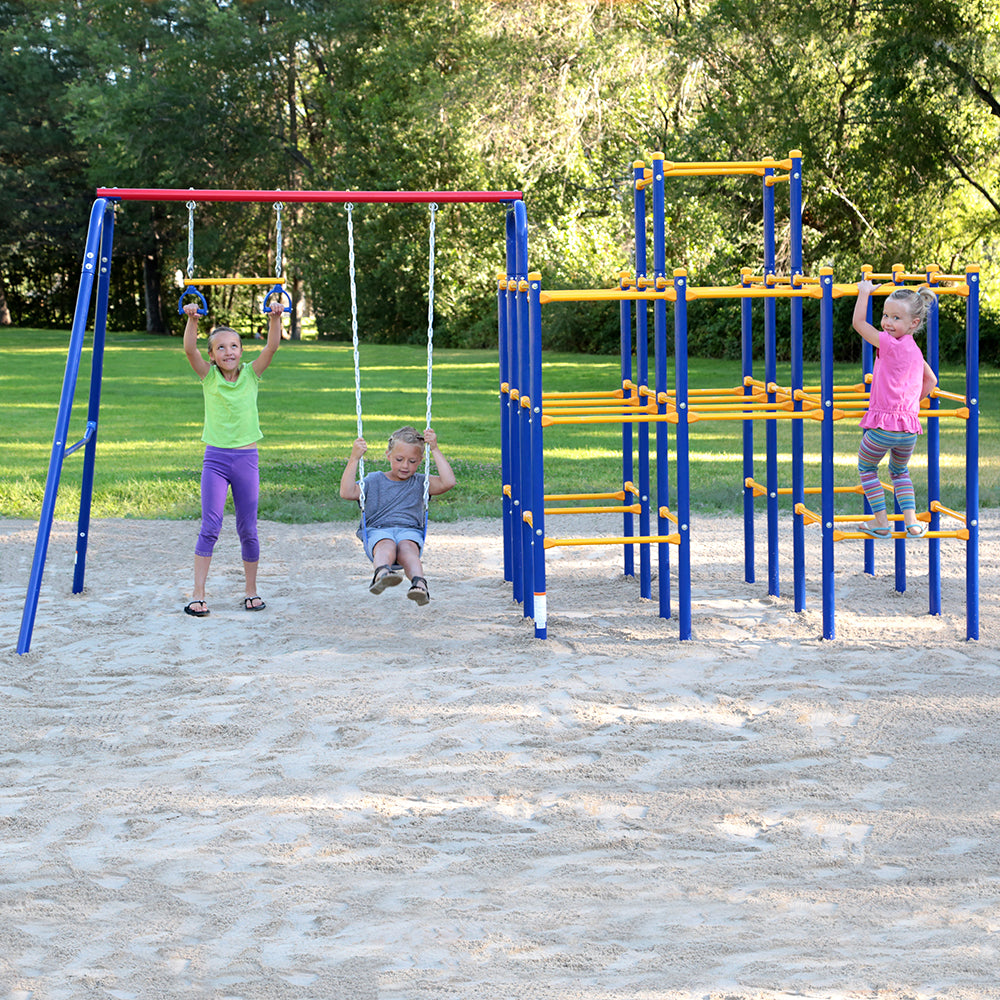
[364,525,424,562]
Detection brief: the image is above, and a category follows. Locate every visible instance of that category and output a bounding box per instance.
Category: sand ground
[1,512,997,999]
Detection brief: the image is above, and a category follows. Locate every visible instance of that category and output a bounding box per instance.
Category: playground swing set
[498,150,980,642]
[15,186,520,654]
[13,156,980,652]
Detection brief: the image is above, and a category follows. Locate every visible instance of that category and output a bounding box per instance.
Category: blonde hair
[886,286,936,332]
[207,325,242,353]
[386,425,424,450]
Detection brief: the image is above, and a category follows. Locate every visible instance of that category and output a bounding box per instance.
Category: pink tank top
[860,331,925,435]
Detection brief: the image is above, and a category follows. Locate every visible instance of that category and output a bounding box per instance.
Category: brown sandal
[407,576,430,606]
[370,565,404,595]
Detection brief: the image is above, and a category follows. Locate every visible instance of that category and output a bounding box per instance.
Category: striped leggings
[857,428,917,515]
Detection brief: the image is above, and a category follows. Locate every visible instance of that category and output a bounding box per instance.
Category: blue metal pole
[789,153,806,612]
[18,198,109,654]
[620,287,634,578]
[741,269,755,584]
[73,202,116,594]
[633,161,652,599]
[499,212,514,584]
[651,154,671,621]
[925,285,942,616]
[528,273,547,638]
[819,269,836,639]
[674,270,691,639]
[508,202,528,607]
[763,168,779,598]
[862,285,875,578]
[965,266,980,640]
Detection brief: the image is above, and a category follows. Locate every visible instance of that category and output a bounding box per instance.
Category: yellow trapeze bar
[187,276,286,286]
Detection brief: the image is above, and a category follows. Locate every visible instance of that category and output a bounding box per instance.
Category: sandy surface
[1,511,998,999]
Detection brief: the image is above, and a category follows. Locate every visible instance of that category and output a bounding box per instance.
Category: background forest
[2,0,998,363]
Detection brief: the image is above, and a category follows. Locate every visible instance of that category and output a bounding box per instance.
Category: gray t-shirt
[358,471,426,536]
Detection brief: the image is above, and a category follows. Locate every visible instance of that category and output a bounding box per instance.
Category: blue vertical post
[861,274,876,577]
[740,268,755,584]
[633,161,652,599]
[499,213,514,584]
[891,266,908,594]
[73,203,116,593]
[651,153,671,620]
[508,202,528,607]
[619,286,634,578]
[788,152,806,612]
[528,272,547,638]
[819,268,836,639]
[18,198,113,654]
[925,283,942,615]
[965,266,980,641]
[516,269,533,621]
[762,167,780,598]
[673,269,691,640]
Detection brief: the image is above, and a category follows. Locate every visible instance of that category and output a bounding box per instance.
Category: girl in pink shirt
[852,279,938,539]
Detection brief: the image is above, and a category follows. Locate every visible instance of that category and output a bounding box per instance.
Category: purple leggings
[196,446,260,562]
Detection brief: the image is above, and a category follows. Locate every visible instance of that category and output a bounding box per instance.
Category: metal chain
[347,204,365,508]
[274,200,284,279]
[186,200,196,279]
[423,203,437,513]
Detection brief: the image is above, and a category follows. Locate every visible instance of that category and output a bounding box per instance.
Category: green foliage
[2,0,998,359]
[2,328,995,524]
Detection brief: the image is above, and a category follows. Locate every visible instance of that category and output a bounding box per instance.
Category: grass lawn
[1,328,996,523]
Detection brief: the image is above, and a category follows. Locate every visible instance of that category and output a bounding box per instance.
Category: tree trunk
[0,273,11,326]
[143,251,168,334]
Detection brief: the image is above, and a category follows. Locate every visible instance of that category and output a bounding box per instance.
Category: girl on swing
[339,426,456,605]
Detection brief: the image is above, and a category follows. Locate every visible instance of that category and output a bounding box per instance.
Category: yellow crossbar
[187,276,285,286]
[545,504,642,515]
[544,534,680,549]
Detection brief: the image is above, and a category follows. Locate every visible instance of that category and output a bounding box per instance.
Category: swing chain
[347,203,365,506]
[186,200,196,279]
[423,203,437,513]
[274,200,284,280]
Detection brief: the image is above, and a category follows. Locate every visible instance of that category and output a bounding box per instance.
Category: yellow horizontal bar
[544,534,680,549]
[539,288,677,304]
[834,529,970,541]
[545,491,628,502]
[687,409,827,423]
[542,390,626,400]
[930,501,967,524]
[543,405,653,417]
[187,276,285,286]
[541,413,679,426]
[546,504,642,515]
[662,156,794,172]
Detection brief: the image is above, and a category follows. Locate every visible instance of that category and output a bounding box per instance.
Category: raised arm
[423,428,456,496]
[183,303,211,379]
[252,300,284,376]
[852,279,882,348]
[339,438,367,501]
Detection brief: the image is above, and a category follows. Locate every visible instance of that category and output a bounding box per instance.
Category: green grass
[1,327,996,523]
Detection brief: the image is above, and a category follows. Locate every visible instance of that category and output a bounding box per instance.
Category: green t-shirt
[201,363,262,448]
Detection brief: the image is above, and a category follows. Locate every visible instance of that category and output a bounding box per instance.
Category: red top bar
[96,188,522,204]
